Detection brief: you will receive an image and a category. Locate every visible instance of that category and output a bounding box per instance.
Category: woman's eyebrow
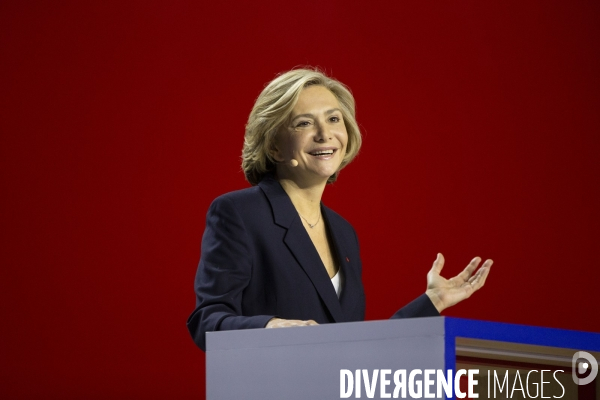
[291,108,342,123]
[291,113,314,123]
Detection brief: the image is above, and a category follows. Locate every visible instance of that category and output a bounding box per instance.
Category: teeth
[311,150,334,156]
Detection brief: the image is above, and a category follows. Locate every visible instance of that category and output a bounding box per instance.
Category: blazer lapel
[322,206,363,321]
[259,176,345,323]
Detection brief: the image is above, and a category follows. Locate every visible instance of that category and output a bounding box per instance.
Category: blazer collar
[258,174,346,322]
[257,174,297,228]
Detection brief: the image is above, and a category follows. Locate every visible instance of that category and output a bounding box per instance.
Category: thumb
[430,253,445,274]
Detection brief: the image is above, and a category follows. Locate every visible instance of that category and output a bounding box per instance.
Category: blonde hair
[242,68,362,185]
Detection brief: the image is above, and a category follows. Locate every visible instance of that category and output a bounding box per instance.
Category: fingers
[456,257,482,282]
[467,259,493,290]
[430,253,445,274]
[266,318,319,328]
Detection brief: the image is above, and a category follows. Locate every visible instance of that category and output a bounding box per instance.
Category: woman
[187,68,492,351]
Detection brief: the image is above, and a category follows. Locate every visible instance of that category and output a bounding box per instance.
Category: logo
[572,351,598,385]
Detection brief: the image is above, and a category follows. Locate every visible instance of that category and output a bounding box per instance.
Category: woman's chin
[286,161,341,183]
[307,167,339,181]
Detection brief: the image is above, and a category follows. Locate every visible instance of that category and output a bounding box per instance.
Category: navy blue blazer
[187,175,439,351]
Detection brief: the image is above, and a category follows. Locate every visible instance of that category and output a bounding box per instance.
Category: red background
[1,1,599,398]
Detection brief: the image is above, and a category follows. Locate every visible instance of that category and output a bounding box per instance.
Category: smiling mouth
[309,149,336,157]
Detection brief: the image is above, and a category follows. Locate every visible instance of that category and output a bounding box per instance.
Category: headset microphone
[290,159,299,167]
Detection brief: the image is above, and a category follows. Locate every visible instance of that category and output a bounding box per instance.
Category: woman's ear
[269,132,285,163]
[270,144,284,163]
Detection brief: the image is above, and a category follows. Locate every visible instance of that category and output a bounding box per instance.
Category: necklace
[299,212,321,228]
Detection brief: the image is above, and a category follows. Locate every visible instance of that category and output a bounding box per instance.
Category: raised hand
[425,253,492,313]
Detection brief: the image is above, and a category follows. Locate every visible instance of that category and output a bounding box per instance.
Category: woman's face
[272,85,348,184]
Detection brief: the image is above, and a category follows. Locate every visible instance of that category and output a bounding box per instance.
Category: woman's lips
[308,148,337,158]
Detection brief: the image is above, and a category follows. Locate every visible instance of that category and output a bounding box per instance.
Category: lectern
[206,317,600,399]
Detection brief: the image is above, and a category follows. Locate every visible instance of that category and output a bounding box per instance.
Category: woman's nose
[314,122,331,141]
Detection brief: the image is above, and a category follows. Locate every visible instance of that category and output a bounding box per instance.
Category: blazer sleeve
[186,195,274,351]
[390,294,440,319]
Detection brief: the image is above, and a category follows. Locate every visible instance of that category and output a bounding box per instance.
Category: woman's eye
[329,116,340,122]
[296,121,311,127]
